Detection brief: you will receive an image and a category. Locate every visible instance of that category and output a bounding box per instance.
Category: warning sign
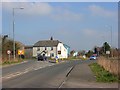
[18,50,24,55]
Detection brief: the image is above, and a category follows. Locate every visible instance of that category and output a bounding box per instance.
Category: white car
[90,56,97,60]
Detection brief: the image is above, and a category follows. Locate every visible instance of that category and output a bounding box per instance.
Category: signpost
[7,50,11,61]
[18,50,24,55]
[106,51,110,58]
[18,50,24,59]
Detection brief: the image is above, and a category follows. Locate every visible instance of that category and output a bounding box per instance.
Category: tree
[94,47,97,54]
[77,51,81,56]
[78,50,86,56]
[70,50,75,56]
[102,42,111,53]
[86,50,93,57]
[2,39,22,59]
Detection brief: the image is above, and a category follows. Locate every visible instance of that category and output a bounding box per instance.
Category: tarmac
[62,61,118,88]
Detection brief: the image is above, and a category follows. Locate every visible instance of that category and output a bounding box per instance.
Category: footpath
[62,61,118,88]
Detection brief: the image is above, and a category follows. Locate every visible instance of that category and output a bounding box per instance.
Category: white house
[33,37,70,59]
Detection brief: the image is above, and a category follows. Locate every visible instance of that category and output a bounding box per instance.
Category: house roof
[34,40,61,47]
[63,44,70,49]
[25,45,33,49]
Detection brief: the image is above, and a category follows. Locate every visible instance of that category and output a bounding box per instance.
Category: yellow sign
[18,50,24,55]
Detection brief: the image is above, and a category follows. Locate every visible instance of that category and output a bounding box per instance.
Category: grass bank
[89,63,119,83]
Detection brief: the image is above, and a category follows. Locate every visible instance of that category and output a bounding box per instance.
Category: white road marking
[2,61,59,80]
[34,67,42,70]
[2,72,22,79]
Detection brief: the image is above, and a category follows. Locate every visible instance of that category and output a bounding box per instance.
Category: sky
[1,1,118,51]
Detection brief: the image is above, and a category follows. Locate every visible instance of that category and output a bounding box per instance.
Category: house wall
[33,47,37,57]
[45,47,57,58]
[33,46,57,58]
[57,43,68,59]
[33,43,68,59]
[64,44,70,56]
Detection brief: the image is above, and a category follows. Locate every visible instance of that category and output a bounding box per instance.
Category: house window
[51,47,53,50]
[50,53,54,57]
[58,51,61,54]
[37,47,40,51]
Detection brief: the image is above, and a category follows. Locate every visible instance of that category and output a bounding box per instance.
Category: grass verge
[89,63,119,83]
[2,59,25,66]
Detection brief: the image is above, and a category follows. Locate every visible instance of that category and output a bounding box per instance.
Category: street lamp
[106,25,113,57]
[13,7,24,60]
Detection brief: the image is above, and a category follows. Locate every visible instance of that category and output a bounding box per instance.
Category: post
[13,8,15,60]
[106,25,113,57]
[110,26,113,57]
[12,7,24,60]
[9,54,10,61]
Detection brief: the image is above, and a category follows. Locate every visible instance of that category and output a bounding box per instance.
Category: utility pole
[12,7,24,60]
[106,25,113,57]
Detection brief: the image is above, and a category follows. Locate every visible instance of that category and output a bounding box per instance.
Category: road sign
[7,50,11,54]
[106,51,110,54]
[18,50,24,55]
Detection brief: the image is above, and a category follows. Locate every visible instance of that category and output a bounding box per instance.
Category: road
[2,60,55,76]
[2,60,91,88]
[2,60,118,89]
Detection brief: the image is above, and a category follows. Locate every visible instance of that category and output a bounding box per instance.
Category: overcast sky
[2,1,118,51]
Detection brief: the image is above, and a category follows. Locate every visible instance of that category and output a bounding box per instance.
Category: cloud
[81,29,105,40]
[3,2,83,21]
[88,5,117,18]
[51,10,83,21]
[3,2,53,16]
[82,29,98,36]
[50,7,83,21]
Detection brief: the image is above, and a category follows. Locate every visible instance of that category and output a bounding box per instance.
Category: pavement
[62,61,118,88]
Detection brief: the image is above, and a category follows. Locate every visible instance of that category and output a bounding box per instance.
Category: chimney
[50,36,53,40]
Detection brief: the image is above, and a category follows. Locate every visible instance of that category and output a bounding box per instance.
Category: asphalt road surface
[2,60,55,76]
[2,60,94,88]
[3,59,118,89]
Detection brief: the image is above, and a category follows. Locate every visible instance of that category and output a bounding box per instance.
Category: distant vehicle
[37,54,47,61]
[89,55,97,60]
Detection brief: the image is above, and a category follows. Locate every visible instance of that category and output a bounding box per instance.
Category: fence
[97,56,119,76]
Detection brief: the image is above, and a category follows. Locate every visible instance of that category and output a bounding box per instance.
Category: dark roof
[25,45,33,49]
[34,40,61,47]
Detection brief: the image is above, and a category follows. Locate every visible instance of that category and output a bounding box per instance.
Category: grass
[89,63,119,83]
[2,60,22,65]
[2,58,27,66]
